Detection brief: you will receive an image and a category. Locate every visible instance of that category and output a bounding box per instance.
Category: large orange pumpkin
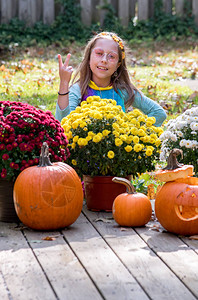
[155,177,198,235]
[155,148,198,235]
[13,142,83,230]
[112,177,152,227]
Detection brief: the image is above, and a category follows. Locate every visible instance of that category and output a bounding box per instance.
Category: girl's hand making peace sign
[58,53,73,84]
[57,53,73,110]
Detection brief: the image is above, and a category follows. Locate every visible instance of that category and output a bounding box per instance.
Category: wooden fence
[0,0,198,27]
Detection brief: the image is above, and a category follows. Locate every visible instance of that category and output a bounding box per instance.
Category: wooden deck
[0,201,198,300]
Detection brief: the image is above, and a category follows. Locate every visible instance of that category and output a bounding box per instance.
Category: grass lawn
[0,39,197,194]
[0,40,197,118]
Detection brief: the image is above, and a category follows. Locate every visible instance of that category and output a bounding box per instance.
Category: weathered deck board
[0,271,10,300]
[135,226,198,298]
[83,207,197,300]
[62,213,149,300]
[0,204,198,300]
[0,223,56,300]
[181,237,198,254]
[24,229,103,300]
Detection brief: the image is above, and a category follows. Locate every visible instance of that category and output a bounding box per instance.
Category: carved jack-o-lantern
[13,143,83,230]
[155,177,198,235]
[155,149,198,235]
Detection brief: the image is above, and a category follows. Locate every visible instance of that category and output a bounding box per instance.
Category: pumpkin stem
[38,142,53,167]
[163,148,184,170]
[112,177,135,194]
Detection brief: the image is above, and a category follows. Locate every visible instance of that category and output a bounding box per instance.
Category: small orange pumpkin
[112,177,152,227]
[155,149,194,182]
[13,142,83,230]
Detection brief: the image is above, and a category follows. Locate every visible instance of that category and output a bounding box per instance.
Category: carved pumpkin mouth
[174,186,198,221]
[175,204,198,221]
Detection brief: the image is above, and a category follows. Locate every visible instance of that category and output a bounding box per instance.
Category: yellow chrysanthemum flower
[88,131,95,137]
[72,121,79,129]
[133,136,139,144]
[71,143,76,149]
[150,133,157,140]
[66,131,73,140]
[80,121,87,128]
[125,145,132,152]
[93,135,102,143]
[72,159,77,165]
[112,123,120,130]
[140,135,150,143]
[138,115,146,122]
[102,130,111,136]
[132,109,142,117]
[147,116,156,124]
[145,149,153,156]
[134,143,143,152]
[73,135,79,143]
[138,129,146,136]
[86,135,92,141]
[120,134,127,142]
[146,121,153,127]
[126,135,133,144]
[113,130,120,137]
[107,151,115,159]
[130,127,138,135]
[115,138,123,147]
[155,139,161,146]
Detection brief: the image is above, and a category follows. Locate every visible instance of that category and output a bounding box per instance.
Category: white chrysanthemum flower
[159,146,169,161]
[191,122,198,131]
[179,139,187,147]
[159,131,172,140]
[185,140,194,148]
[161,106,198,174]
[190,140,198,147]
[185,140,196,149]
[189,107,198,116]
[176,131,183,137]
[170,133,177,142]
[186,116,193,123]
[175,121,188,130]
[190,122,196,130]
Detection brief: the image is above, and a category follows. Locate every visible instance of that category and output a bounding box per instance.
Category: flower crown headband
[97,32,125,60]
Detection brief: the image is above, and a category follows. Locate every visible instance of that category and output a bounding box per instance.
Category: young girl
[55,31,166,127]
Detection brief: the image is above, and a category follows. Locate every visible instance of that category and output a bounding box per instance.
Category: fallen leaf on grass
[94,217,113,223]
[189,235,198,240]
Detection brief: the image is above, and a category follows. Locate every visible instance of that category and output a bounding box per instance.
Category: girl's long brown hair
[71,32,138,109]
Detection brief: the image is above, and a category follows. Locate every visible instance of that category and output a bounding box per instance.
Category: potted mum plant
[61,96,163,211]
[0,100,69,222]
[159,106,198,175]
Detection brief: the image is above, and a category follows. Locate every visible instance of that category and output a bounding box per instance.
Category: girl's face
[89,38,120,87]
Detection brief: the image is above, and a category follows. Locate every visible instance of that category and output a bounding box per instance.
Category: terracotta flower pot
[83,175,131,211]
[0,179,19,222]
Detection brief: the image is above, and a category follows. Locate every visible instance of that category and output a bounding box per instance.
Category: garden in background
[0,0,198,195]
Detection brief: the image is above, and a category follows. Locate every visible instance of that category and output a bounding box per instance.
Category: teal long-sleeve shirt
[55,83,166,127]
